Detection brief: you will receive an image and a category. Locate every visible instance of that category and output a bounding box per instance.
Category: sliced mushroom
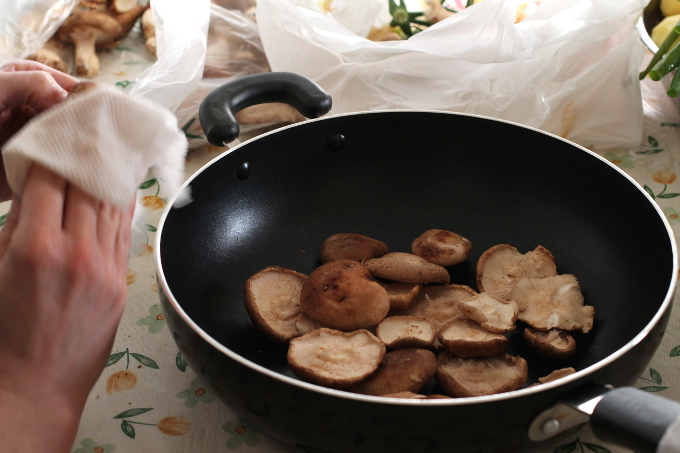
[538,367,576,384]
[435,351,528,397]
[523,328,576,359]
[319,233,388,264]
[437,319,508,357]
[458,293,518,333]
[411,229,473,267]
[380,391,452,399]
[287,328,386,389]
[349,348,437,396]
[244,267,306,342]
[365,252,450,285]
[299,260,390,331]
[476,244,557,298]
[510,274,594,333]
[375,316,436,349]
[397,284,478,331]
[380,281,421,311]
[294,313,326,336]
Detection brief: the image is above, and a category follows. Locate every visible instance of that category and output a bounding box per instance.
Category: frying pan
[156,72,679,452]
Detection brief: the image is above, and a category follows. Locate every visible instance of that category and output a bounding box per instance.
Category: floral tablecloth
[2,40,680,452]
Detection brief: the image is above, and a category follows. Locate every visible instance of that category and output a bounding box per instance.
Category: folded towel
[2,85,188,210]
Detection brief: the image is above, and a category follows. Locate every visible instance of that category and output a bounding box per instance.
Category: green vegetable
[668,67,680,96]
[649,41,680,81]
[640,17,680,80]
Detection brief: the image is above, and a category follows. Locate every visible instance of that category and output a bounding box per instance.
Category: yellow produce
[661,0,680,17]
[652,13,680,48]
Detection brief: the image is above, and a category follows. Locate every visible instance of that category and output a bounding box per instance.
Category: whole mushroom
[299,260,390,331]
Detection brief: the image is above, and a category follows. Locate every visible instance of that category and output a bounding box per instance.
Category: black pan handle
[199,72,333,146]
[591,387,680,452]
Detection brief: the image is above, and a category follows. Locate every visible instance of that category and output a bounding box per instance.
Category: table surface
[2,53,680,453]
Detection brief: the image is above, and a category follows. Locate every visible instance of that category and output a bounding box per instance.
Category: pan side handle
[590,387,680,453]
[530,386,680,452]
[198,72,332,147]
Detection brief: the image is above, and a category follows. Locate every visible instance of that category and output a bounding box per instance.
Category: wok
[156,73,679,452]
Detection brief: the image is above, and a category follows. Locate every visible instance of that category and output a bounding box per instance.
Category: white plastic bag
[0,0,78,61]
[257,0,647,150]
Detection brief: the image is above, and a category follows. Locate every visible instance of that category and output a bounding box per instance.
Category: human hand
[0,61,79,202]
[0,165,134,452]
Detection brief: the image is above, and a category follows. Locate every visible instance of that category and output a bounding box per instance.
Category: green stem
[641,18,680,80]
[154,182,160,197]
[466,0,474,6]
[669,69,680,97]
[125,348,130,370]
[650,38,680,81]
[411,19,433,26]
[659,184,669,197]
[125,420,157,426]
[577,437,585,453]
[639,377,657,382]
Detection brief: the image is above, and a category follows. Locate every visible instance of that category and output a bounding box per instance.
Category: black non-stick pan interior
[160,111,674,385]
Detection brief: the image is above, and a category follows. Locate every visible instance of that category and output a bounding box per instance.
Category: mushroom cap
[299,260,390,331]
[319,233,388,263]
[294,313,326,336]
[435,351,528,397]
[411,229,473,267]
[287,328,386,388]
[395,284,477,331]
[538,367,577,384]
[244,266,307,342]
[349,348,437,396]
[364,252,450,285]
[380,281,421,311]
[476,244,557,298]
[523,328,577,359]
[58,10,122,42]
[375,315,436,349]
[458,293,518,333]
[437,319,508,357]
[511,274,594,332]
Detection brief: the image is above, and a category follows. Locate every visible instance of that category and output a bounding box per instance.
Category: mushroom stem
[71,28,99,77]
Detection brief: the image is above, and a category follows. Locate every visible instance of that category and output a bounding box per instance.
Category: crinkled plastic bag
[176,3,303,149]
[257,0,647,150]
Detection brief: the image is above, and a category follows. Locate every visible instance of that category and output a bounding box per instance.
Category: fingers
[0,60,79,92]
[18,165,66,235]
[0,71,71,115]
[62,184,100,238]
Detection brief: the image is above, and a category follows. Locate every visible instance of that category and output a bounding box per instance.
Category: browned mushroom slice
[538,367,576,384]
[381,391,452,399]
[287,328,386,388]
[476,244,557,298]
[411,229,473,267]
[458,293,518,333]
[375,316,436,349]
[437,319,508,357]
[364,252,450,285]
[350,348,437,396]
[299,260,390,331]
[244,266,307,342]
[511,275,594,333]
[435,351,528,397]
[319,233,388,263]
[294,313,327,336]
[523,328,576,359]
[380,281,421,311]
[397,284,478,332]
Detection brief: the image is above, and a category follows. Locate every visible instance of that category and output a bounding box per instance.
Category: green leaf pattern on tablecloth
[176,377,217,408]
[72,438,116,453]
[136,304,167,333]
[223,417,262,449]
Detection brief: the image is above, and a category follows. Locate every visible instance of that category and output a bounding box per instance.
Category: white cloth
[2,86,188,209]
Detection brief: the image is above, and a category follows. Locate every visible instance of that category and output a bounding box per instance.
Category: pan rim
[155,109,678,406]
